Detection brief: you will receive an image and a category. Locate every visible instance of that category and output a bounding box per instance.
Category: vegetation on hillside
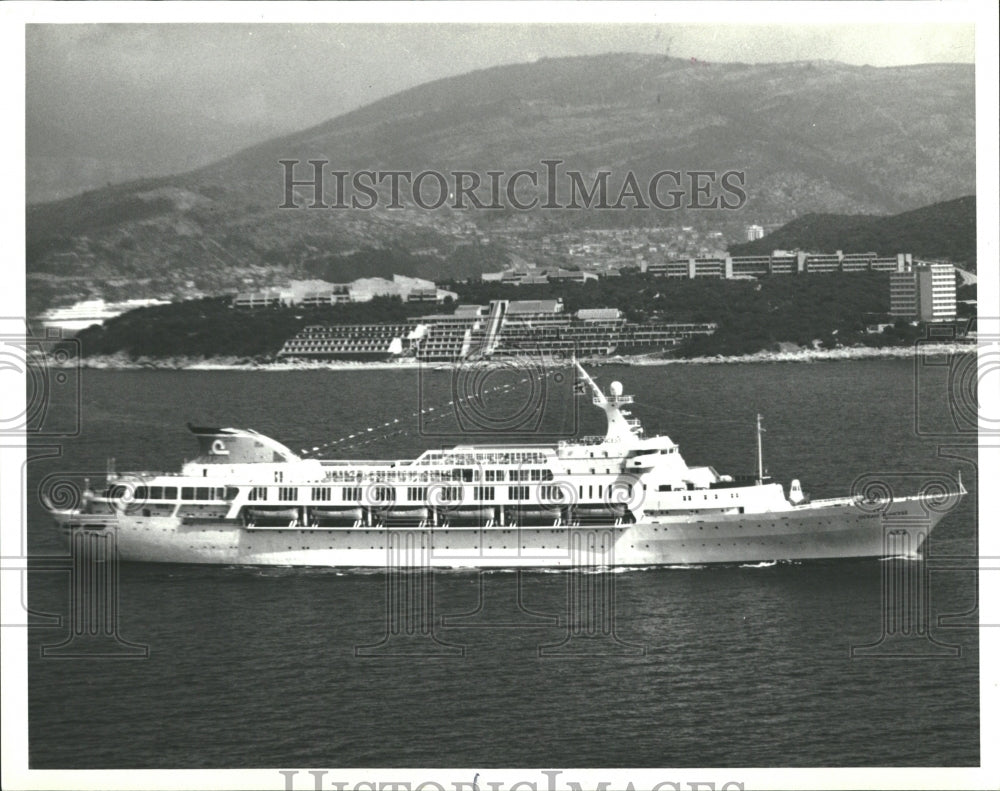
[65,271,969,361]
[72,296,446,359]
[729,196,976,267]
[299,242,510,283]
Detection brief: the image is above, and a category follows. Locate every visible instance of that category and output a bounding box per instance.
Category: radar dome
[610,381,623,397]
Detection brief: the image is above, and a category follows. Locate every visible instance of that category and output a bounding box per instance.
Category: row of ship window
[420,451,548,464]
[111,481,633,504]
[314,468,556,484]
[109,485,239,501]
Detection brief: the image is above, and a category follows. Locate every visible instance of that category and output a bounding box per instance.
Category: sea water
[26,359,979,767]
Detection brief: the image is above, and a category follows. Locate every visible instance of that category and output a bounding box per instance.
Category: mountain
[727,195,976,266]
[27,54,974,314]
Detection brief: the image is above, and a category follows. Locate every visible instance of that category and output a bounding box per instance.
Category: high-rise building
[889,262,957,322]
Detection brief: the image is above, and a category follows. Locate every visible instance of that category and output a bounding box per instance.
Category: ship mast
[755,413,765,486]
[573,360,640,444]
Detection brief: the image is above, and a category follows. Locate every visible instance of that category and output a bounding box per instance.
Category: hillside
[728,196,976,266]
[27,54,974,314]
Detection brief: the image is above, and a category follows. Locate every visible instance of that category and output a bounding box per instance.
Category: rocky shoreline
[61,342,975,371]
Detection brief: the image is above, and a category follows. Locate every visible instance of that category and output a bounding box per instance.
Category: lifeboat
[573,504,627,521]
[311,507,363,525]
[439,507,495,524]
[381,507,430,523]
[511,507,564,525]
[245,507,299,526]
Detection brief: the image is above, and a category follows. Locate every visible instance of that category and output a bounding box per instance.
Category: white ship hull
[53,492,956,568]
[46,364,965,568]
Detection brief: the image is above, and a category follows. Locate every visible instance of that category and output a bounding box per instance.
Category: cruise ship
[45,364,965,567]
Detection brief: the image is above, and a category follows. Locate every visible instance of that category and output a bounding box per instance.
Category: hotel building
[889,262,957,322]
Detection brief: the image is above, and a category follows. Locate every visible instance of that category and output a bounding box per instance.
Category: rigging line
[300,367,559,457]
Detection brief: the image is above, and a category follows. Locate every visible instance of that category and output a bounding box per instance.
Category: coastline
[63,342,975,371]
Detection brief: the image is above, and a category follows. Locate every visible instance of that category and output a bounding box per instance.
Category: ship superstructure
[46,364,964,567]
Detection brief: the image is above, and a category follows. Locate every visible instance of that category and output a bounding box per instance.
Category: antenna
[755,414,765,486]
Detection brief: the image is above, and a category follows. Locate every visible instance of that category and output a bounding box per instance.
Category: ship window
[540,485,564,502]
[508,485,529,501]
[150,486,163,499]
[134,486,147,500]
[407,486,427,502]
[248,486,267,501]
[371,486,394,502]
[164,487,177,500]
[278,486,298,501]
[658,484,672,492]
[473,486,495,501]
[225,487,239,500]
[196,487,210,500]
[181,487,194,500]
[342,486,362,502]
[437,485,461,502]
[312,487,331,501]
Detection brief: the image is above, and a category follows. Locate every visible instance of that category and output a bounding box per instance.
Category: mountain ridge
[728,195,976,265]
[27,53,975,314]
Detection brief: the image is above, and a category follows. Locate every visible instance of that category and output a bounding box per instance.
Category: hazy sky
[25,21,975,202]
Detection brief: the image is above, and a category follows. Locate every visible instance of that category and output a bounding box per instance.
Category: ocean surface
[26,359,980,768]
